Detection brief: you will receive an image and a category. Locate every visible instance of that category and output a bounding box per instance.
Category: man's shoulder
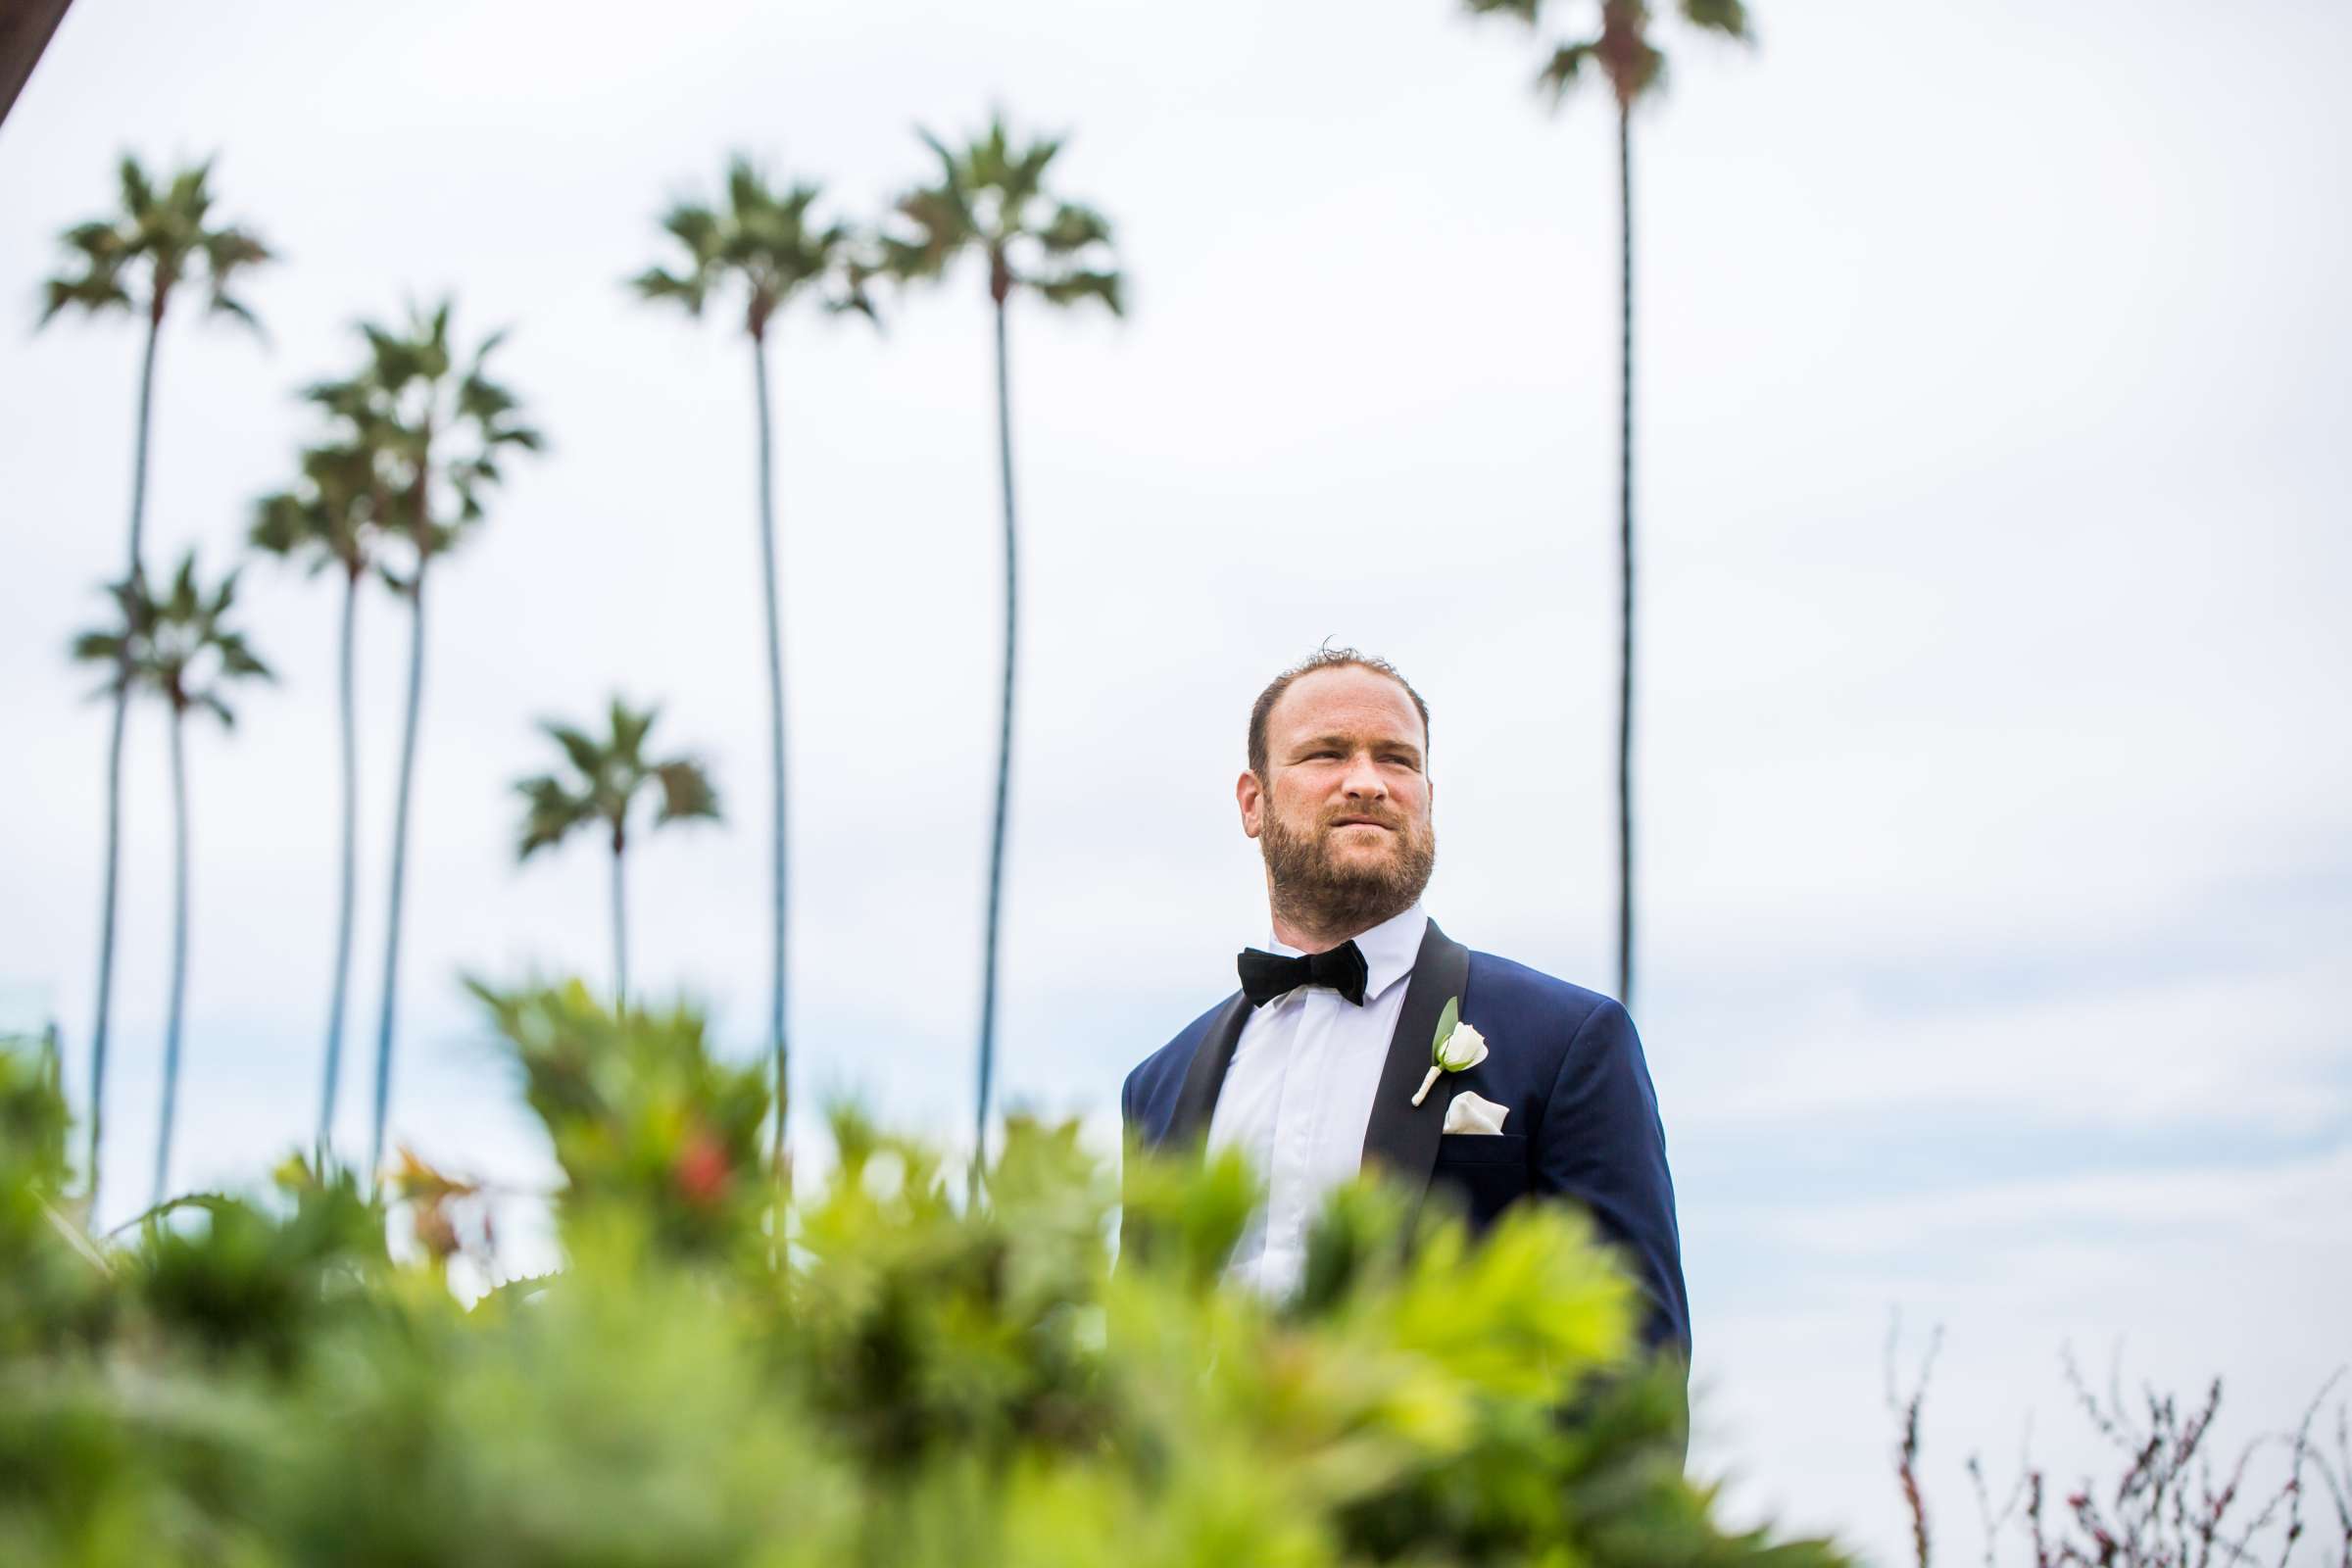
[1448,945,1637,1081]
[1464,948,1621,1024]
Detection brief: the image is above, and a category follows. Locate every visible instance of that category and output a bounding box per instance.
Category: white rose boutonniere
[1411,997,1487,1106]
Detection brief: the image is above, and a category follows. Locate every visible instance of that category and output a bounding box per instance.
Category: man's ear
[1236,768,1264,839]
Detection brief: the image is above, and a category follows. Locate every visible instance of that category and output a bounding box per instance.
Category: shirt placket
[1265,987,1334,1278]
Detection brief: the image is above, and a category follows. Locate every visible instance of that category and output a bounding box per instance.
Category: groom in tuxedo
[1121,648,1690,1359]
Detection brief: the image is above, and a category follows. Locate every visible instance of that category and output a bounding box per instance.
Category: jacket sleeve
[1533,998,1690,1359]
[1116,1062,1147,1265]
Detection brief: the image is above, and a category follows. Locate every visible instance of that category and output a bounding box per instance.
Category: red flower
[673,1129,732,1207]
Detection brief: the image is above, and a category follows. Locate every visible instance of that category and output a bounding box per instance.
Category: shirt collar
[1265,901,1427,1004]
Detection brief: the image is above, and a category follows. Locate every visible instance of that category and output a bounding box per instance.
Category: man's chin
[1319,847,1399,877]
[1315,857,1411,897]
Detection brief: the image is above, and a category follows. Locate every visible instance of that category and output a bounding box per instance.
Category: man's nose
[1341,752,1387,799]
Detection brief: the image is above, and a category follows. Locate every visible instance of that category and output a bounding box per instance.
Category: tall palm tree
[38,154,270,1210]
[882,111,1123,1166]
[306,302,542,1184]
[71,554,272,1209]
[514,698,721,1007]
[1461,0,1752,1011]
[250,440,387,1166]
[630,156,876,1172]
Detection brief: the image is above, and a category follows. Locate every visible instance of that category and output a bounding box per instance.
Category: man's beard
[1259,801,1437,941]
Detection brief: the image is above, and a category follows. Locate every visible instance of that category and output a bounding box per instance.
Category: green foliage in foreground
[0,987,1846,1568]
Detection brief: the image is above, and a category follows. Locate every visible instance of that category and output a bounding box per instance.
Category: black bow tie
[1237,941,1369,1007]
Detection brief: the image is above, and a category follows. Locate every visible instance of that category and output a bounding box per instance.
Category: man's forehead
[1269,666,1424,741]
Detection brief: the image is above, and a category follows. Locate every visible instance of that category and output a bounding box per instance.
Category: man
[1121,648,1690,1359]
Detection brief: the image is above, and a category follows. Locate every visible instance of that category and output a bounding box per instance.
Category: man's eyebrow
[1289,733,1424,760]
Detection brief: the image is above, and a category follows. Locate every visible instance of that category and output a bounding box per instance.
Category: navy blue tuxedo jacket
[1121,918,1690,1358]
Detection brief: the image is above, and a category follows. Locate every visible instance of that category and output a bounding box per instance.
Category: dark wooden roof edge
[1,0,75,131]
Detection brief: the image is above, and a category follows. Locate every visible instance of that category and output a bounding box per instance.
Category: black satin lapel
[1359,919,1472,1204]
[1163,993,1250,1150]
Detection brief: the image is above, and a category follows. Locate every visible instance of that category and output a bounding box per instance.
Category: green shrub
[0,986,1846,1568]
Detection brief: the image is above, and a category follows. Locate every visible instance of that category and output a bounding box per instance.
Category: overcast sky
[4,0,2348,1559]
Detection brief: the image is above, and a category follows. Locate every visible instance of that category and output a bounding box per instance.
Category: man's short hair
[1247,646,1432,779]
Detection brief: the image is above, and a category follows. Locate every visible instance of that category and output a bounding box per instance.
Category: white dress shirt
[1207,901,1428,1298]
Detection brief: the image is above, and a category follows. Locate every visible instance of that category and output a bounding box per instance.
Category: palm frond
[1681,0,1752,39]
[661,202,723,262]
[1631,44,1669,100]
[515,775,595,859]
[69,629,127,667]
[629,266,707,314]
[359,322,410,381]
[916,126,962,188]
[653,760,721,825]
[1032,268,1124,317]
[248,481,361,577]
[165,555,200,619]
[249,491,309,557]
[827,292,881,326]
[517,696,720,862]
[1036,202,1113,256]
[1005,133,1065,213]
[545,723,605,781]
[301,301,539,567]
[886,186,977,275]
[636,161,869,339]
[1538,41,1598,101]
[609,699,655,767]
[45,156,272,331]
[724,156,777,223]
[164,159,210,217]
[38,270,132,324]
[885,114,1122,311]
[212,632,271,682]
[201,224,271,275]
[76,551,269,718]
[207,292,264,337]
[1462,0,1544,22]
[117,155,156,219]
[458,372,519,423]
[466,327,512,377]
[61,219,124,259]
[1469,0,1735,113]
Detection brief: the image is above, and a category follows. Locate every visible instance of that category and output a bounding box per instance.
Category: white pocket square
[1441,1090,1509,1135]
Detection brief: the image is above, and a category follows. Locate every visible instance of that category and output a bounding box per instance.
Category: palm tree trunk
[611,831,629,1010]
[1613,102,1637,1012]
[316,563,361,1166]
[750,330,790,1180]
[151,703,190,1210]
[975,295,1019,1171]
[126,303,161,567]
[86,680,127,1209]
[85,306,162,1210]
[369,564,429,1185]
